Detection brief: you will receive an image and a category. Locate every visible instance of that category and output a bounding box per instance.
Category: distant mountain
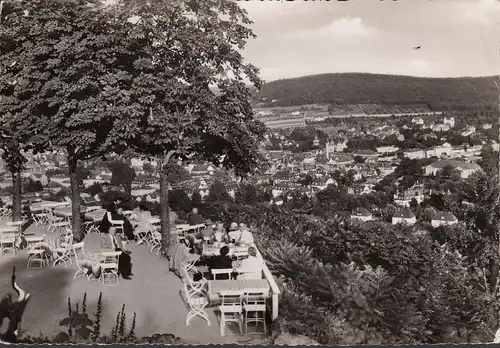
[256,73,499,110]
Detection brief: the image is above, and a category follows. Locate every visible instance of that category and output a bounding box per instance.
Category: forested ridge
[256,73,498,110]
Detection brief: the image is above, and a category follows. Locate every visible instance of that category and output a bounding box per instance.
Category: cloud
[410,60,428,69]
[457,0,500,24]
[326,17,377,37]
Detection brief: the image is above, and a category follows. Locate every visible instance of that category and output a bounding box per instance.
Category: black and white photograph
[0,0,499,344]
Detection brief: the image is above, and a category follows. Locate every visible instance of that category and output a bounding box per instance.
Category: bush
[17,293,182,344]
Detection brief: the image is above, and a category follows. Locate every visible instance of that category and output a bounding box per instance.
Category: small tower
[313,135,320,147]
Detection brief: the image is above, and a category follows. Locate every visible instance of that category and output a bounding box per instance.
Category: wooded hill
[256,73,498,110]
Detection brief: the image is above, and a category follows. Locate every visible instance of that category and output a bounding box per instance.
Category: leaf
[75,326,92,340]
[59,317,72,327]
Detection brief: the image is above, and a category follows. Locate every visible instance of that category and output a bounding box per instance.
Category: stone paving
[0,219,269,344]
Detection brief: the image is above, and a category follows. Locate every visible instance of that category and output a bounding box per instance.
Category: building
[431,211,458,228]
[351,207,373,222]
[392,208,416,225]
[403,148,426,159]
[427,143,452,158]
[425,160,481,179]
[353,150,378,159]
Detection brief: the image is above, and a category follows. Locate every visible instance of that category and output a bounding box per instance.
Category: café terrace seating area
[0,200,280,344]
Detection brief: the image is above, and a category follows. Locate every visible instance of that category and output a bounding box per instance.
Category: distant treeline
[256,73,498,110]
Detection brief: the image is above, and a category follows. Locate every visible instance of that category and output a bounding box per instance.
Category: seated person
[191,219,215,253]
[210,246,233,280]
[109,227,133,280]
[196,219,215,240]
[115,207,135,242]
[237,247,263,280]
[212,222,229,244]
[227,222,240,243]
[134,204,153,245]
[187,207,203,226]
[229,223,254,245]
[169,209,178,228]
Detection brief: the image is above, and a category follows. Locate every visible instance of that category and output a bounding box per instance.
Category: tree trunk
[68,155,82,241]
[159,170,171,255]
[159,150,176,255]
[11,170,22,221]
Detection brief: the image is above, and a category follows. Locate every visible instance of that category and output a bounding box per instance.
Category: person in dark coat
[210,246,234,280]
[109,227,133,279]
[187,207,203,226]
[98,203,134,241]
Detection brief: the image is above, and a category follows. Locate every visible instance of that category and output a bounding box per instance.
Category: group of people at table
[97,204,263,282]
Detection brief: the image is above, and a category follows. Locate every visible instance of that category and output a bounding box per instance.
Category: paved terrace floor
[0,219,270,344]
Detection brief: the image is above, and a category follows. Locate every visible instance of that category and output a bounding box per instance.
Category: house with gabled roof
[431,211,458,228]
[350,207,373,223]
[425,160,481,179]
[392,208,416,226]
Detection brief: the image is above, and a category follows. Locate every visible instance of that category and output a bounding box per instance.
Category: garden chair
[218,290,244,336]
[27,242,51,269]
[47,211,64,233]
[243,291,267,335]
[180,265,210,326]
[211,268,235,280]
[0,231,16,257]
[150,231,162,255]
[52,233,74,267]
[99,251,120,285]
[72,242,95,281]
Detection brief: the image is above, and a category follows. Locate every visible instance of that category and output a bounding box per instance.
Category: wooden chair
[99,251,120,285]
[243,291,267,335]
[211,268,234,280]
[218,290,244,336]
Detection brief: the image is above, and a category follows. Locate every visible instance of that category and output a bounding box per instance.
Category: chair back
[211,268,234,280]
[245,291,267,306]
[72,242,85,263]
[219,290,244,310]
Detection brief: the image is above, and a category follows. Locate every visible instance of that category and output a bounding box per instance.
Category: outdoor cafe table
[85,210,106,223]
[53,206,89,219]
[30,200,70,213]
[202,244,251,257]
[207,279,270,303]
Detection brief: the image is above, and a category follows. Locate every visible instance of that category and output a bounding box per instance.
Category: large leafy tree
[107,160,136,194]
[0,0,143,239]
[120,0,266,252]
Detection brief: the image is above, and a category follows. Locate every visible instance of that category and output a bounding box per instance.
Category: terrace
[0,209,280,344]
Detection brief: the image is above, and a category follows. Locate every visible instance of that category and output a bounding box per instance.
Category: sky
[239,0,500,82]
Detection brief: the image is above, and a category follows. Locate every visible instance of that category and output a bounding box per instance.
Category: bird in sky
[413,46,421,50]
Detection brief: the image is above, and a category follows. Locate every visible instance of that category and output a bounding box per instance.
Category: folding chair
[73,242,95,281]
[99,251,120,285]
[180,266,210,326]
[52,233,74,267]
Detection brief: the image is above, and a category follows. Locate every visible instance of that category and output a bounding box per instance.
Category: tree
[122,0,266,253]
[235,184,259,205]
[169,188,192,213]
[25,179,43,193]
[86,182,103,197]
[191,192,202,208]
[142,162,154,173]
[0,144,26,221]
[0,0,142,239]
[107,160,136,194]
[206,180,230,202]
